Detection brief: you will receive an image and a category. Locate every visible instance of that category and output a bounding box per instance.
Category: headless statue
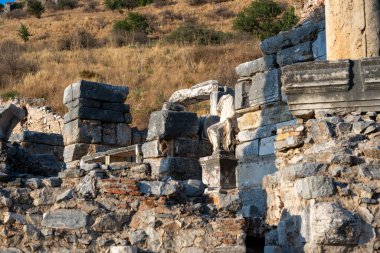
[207,94,237,155]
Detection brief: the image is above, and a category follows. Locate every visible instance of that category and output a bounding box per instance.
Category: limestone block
[138,180,181,196]
[281,163,328,181]
[200,155,237,190]
[116,123,131,146]
[294,176,335,200]
[260,30,292,55]
[172,138,213,158]
[64,143,113,162]
[168,80,220,105]
[10,131,63,146]
[42,209,88,229]
[142,139,168,159]
[64,106,125,123]
[145,157,202,180]
[277,42,313,67]
[312,30,326,61]
[310,121,335,142]
[162,102,187,111]
[235,79,250,110]
[325,0,380,60]
[310,202,361,245]
[102,123,116,145]
[264,246,281,253]
[102,102,130,113]
[259,136,275,156]
[235,55,277,77]
[240,187,266,218]
[65,98,101,110]
[63,80,129,104]
[290,22,320,45]
[237,120,296,143]
[146,111,199,141]
[181,179,206,197]
[110,246,137,253]
[63,119,102,145]
[212,246,246,253]
[236,155,276,189]
[0,103,26,140]
[20,142,64,161]
[237,104,294,131]
[235,140,259,159]
[248,69,281,106]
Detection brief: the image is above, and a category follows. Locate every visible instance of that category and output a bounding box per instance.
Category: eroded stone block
[42,209,88,229]
[294,176,335,200]
[145,157,202,180]
[277,42,313,67]
[146,111,199,141]
[249,69,281,106]
[235,55,277,77]
[63,119,102,145]
[235,140,259,159]
[200,155,237,190]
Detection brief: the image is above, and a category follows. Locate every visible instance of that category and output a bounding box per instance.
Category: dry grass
[2,40,261,128]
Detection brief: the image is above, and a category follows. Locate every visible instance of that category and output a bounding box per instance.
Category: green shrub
[113,12,150,33]
[27,0,45,18]
[57,0,78,9]
[104,0,152,10]
[18,24,32,42]
[10,2,24,10]
[165,22,231,45]
[233,0,298,40]
[1,91,19,100]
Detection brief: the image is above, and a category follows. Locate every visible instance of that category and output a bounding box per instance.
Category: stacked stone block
[9,131,65,176]
[142,109,213,180]
[63,80,132,168]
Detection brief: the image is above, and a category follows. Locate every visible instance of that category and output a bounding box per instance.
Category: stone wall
[63,80,132,169]
[233,17,327,223]
[0,159,246,253]
[263,111,380,252]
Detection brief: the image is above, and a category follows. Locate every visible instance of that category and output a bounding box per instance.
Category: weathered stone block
[102,123,116,145]
[172,138,213,158]
[312,30,326,61]
[142,139,168,159]
[237,120,296,143]
[235,140,259,159]
[235,55,277,77]
[260,31,292,55]
[235,79,250,110]
[63,80,129,104]
[236,155,276,189]
[146,111,199,141]
[281,163,328,181]
[116,123,131,146]
[259,136,275,156]
[294,176,335,200]
[64,143,113,162]
[248,69,281,106]
[64,106,125,123]
[277,42,313,67]
[200,155,237,190]
[0,103,26,140]
[11,131,63,146]
[42,209,88,229]
[237,104,294,131]
[182,179,206,197]
[199,115,220,139]
[65,98,101,110]
[102,102,130,113]
[240,187,266,218]
[20,142,64,161]
[110,246,137,253]
[63,119,102,145]
[168,80,220,105]
[145,157,202,180]
[310,202,361,245]
[290,22,320,45]
[138,180,180,196]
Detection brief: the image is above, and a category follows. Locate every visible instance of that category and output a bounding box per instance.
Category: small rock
[336,122,352,134]
[56,189,73,203]
[24,178,42,189]
[138,179,181,196]
[128,230,147,245]
[23,225,41,240]
[182,179,206,197]
[352,121,372,134]
[42,177,61,187]
[110,246,137,253]
[4,212,25,225]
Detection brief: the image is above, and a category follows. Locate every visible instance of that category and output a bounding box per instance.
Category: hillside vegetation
[0,0,302,128]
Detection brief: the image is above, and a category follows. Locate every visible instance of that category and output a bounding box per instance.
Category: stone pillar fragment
[325,0,380,60]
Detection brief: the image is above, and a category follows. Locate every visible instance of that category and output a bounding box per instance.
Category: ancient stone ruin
[0,2,379,253]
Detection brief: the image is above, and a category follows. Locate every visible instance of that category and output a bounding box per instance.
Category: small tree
[18,23,32,42]
[113,12,150,33]
[233,0,298,40]
[27,0,45,18]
